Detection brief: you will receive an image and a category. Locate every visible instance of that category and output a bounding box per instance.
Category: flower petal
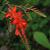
[15,28,20,36]
[17,11,23,17]
[5,13,10,18]
[11,19,17,25]
[22,19,27,28]
[13,6,16,12]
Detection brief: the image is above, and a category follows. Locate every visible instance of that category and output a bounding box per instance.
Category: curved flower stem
[19,33,30,50]
[21,29,30,50]
[19,33,25,44]
[23,34,30,50]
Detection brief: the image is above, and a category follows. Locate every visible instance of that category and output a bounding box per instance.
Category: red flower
[5,6,23,19]
[5,6,27,36]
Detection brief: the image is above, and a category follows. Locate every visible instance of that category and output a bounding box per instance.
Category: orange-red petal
[22,19,27,28]
[17,11,23,17]
[5,13,10,18]
[11,19,17,24]
[15,28,20,36]
[13,6,16,12]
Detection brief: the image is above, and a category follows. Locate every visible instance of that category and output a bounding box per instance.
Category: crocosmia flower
[5,6,27,36]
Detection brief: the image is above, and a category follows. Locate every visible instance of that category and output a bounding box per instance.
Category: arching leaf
[33,31,50,49]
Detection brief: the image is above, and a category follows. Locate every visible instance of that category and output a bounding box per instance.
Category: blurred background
[0,0,50,50]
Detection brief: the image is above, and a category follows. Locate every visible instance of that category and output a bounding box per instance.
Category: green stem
[21,29,30,50]
[23,34,30,50]
[20,35,30,50]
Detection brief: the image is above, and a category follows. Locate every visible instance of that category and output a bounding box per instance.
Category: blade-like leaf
[33,31,50,49]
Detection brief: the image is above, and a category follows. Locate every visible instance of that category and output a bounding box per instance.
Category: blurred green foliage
[0,0,50,50]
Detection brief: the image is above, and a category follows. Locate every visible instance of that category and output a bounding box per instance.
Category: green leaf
[0,11,5,20]
[9,0,28,5]
[30,0,39,5]
[43,0,50,6]
[1,0,6,3]
[33,31,50,49]
[25,0,39,8]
